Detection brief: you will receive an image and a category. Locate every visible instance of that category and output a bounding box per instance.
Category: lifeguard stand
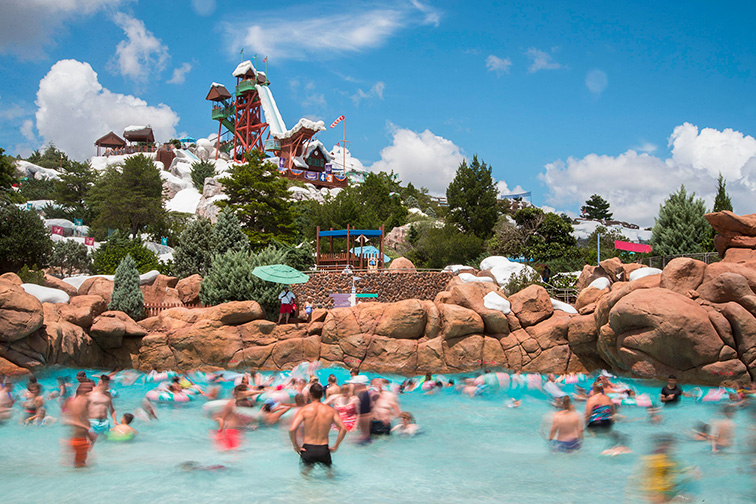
[316,225,386,270]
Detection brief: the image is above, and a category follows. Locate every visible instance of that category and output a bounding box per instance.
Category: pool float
[701,387,726,402]
[258,389,295,404]
[527,374,542,390]
[474,372,510,389]
[146,370,177,382]
[146,389,192,403]
[106,430,135,442]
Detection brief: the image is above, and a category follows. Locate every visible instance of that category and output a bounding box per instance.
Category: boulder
[388,257,416,272]
[621,263,646,280]
[443,335,483,371]
[598,257,624,282]
[575,264,610,291]
[0,281,44,342]
[720,302,756,374]
[0,272,22,285]
[78,277,114,304]
[90,311,148,349]
[374,299,426,339]
[705,211,756,236]
[44,274,78,297]
[703,262,756,292]
[362,337,418,375]
[437,303,484,340]
[321,308,360,344]
[446,283,509,335]
[0,356,31,376]
[660,257,707,295]
[43,305,109,368]
[509,284,553,327]
[714,234,756,256]
[575,286,607,312]
[58,295,108,330]
[723,248,756,263]
[417,337,446,373]
[141,274,182,305]
[205,301,264,325]
[697,272,755,304]
[176,274,203,304]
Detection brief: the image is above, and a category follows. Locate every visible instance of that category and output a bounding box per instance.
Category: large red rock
[44,274,78,298]
[141,274,182,305]
[723,248,756,263]
[169,320,242,369]
[0,280,44,342]
[58,295,107,330]
[720,302,756,374]
[660,257,707,295]
[0,356,31,376]
[705,211,756,236]
[388,257,416,272]
[321,308,360,344]
[621,263,646,280]
[714,234,756,256]
[598,257,624,282]
[0,273,21,285]
[205,301,264,325]
[176,274,203,305]
[437,303,484,340]
[78,277,114,304]
[575,287,607,312]
[703,262,756,292]
[446,283,509,335]
[43,304,110,368]
[417,337,446,373]
[697,272,754,303]
[90,311,148,349]
[362,337,418,374]
[575,265,610,291]
[509,284,553,327]
[594,274,661,329]
[443,335,483,371]
[375,299,426,339]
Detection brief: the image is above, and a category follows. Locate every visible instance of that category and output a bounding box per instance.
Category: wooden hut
[94,131,126,156]
[123,126,155,144]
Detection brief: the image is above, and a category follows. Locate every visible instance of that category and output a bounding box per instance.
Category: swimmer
[584,383,614,433]
[260,401,293,426]
[391,411,420,436]
[22,382,44,424]
[648,405,664,424]
[65,382,95,468]
[0,379,15,422]
[109,413,137,439]
[461,378,481,397]
[690,422,709,441]
[506,399,522,408]
[25,406,56,426]
[371,379,400,436]
[549,396,583,453]
[641,435,698,503]
[711,405,736,453]
[215,398,243,451]
[88,375,116,442]
[324,385,359,432]
[324,375,341,398]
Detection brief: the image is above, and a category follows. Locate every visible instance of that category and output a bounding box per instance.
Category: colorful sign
[325,163,332,174]
[84,237,95,246]
[51,226,63,235]
[614,240,652,254]
[26,202,32,210]
[74,218,83,226]
[161,237,168,246]
[278,157,286,168]
[330,115,345,128]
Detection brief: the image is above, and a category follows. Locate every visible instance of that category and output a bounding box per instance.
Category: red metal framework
[232,78,270,162]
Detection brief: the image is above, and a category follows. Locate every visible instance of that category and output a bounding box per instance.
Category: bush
[19,177,56,201]
[0,204,52,273]
[504,268,542,295]
[190,160,216,192]
[213,207,248,256]
[404,195,420,209]
[200,246,287,319]
[17,264,45,285]
[91,232,160,274]
[404,224,484,269]
[109,255,145,321]
[172,218,215,278]
[50,240,91,277]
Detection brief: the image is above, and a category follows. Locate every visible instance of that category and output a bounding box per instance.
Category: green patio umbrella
[251,264,309,284]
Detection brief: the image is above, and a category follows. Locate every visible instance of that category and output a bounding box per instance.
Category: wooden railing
[144,302,204,318]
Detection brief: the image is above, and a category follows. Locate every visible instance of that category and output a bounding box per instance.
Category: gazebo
[316,225,386,270]
[94,131,126,156]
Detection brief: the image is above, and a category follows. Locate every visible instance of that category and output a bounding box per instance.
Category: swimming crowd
[0,365,752,502]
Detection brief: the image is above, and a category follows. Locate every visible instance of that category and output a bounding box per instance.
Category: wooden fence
[144,302,204,318]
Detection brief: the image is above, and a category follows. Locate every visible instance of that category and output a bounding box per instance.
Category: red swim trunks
[70,437,90,467]
[280,303,294,314]
[216,428,241,451]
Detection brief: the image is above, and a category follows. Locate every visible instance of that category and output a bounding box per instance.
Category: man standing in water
[88,375,116,442]
[66,382,94,468]
[289,383,347,475]
[549,396,583,453]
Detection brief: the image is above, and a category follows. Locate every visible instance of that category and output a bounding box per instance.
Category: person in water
[391,411,420,436]
[289,383,347,475]
[65,382,94,468]
[584,383,614,432]
[710,405,736,453]
[109,413,137,439]
[660,375,688,405]
[549,396,583,453]
[88,375,116,442]
[0,379,15,422]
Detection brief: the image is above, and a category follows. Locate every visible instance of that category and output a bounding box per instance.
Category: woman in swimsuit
[584,383,615,431]
[325,384,359,432]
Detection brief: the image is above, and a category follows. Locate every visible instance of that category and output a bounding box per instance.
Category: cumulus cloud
[34,59,179,161]
[486,55,512,76]
[191,0,216,16]
[223,5,437,60]
[632,141,657,153]
[585,69,607,96]
[525,47,564,73]
[370,124,465,195]
[20,119,36,142]
[110,12,169,82]
[352,82,385,106]
[539,122,756,226]
[0,0,126,59]
[167,63,193,84]
[496,180,526,197]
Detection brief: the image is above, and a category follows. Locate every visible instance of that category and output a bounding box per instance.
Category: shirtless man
[371,379,400,436]
[289,383,347,475]
[325,375,341,399]
[0,379,15,422]
[88,375,116,441]
[549,396,583,452]
[66,382,94,468]
[216,396,244,451]
[711,405,736,453]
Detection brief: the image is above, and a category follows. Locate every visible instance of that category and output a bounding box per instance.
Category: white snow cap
[124,125,148,132]
[22,283,70,304]
[457,272,495,284]
[211,82,225,88]
[273,118,325,140]
[551,298,578,314]
[232,60,257,77]
[483,291,511,314]
[587,277,611,290]
[479,256,538,287]
[629,267,662,281]
[442,265,475,273]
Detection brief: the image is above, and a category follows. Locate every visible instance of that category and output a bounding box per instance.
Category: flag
[84,237,95,246]
[263,56,267,63]
[330,115,345,128]
[51,226,63,235]
[614,240,652,254]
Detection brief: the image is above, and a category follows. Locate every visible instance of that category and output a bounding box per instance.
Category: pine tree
[650,185,709,256]
[0,148,19,197]
[109,255,145,321]
[581,194,613,220]
[218,150,296,248]
[200,246,287,318]
[53,160,95,222]
[213,207,249,256]
[190,160,216,192]
[713,173,733,212]
[445,155,498,239]
[50,240,91,277]
[0,204,52,272]
[172,218,215,278]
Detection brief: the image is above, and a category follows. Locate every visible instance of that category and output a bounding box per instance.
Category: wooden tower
[231,61,270,163]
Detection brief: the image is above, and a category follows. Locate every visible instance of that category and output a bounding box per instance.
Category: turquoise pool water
[0,367,753,504]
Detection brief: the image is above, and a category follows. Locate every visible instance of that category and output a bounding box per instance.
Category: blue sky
[1,0,756,226]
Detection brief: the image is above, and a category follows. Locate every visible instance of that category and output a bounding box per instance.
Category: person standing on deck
[277,285,296,325]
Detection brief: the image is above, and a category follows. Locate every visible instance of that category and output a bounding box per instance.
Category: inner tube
[146,389,192,403]
[106,430,135,442]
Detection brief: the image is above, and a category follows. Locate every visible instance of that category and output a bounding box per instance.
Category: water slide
[255,84,287,136]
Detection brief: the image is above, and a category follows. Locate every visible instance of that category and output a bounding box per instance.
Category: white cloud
[496,180,526,197]
[585,69,607,95]
[370,123,465,195]
[20,119,36,142]
[632,141,657,153]
[167,63,193,84]
[34,59,179,161]
[538,123,756,226]
[486,55,512,76]
[409,0,442,26]
[525,47,564,73]
[0,102,29,121]
[0,0,127,59]
[223,5,436,60]
[110,12,169,82]
[191,0,216,16]
[352,82,385,106]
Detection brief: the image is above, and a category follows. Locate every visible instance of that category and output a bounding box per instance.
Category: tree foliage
[218,150,296,248]
[190,160,216,192]
[0,204,52,273]
[53,160,95,223]
[0,148,19,195]
[213,207,249,256]
[581,225,635,265]
[27,144,73,169]
[172,218,215,278]
[446,156,498,239]
[50,240,91,277]
[91,232,160,274]
[18,177,56,201]
[581,194,613,220]
[404,223,484,269]
[650,185,709,256]
[713,174,733,213]
[109,255,145,321]
[87,154,164,238]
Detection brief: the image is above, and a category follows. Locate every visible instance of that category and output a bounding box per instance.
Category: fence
[640,252,721,269]
[144,302,204,318]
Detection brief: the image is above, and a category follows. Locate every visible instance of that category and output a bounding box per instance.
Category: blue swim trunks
[89,418,110,434]
[552,438,581,453]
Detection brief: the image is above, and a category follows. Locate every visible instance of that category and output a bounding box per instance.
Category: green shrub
[109,255,145,321]
[0,204,52,273]
[172,218,215,278]
[504,267,542,295]
[17,264,45,285]
[190,160,216,192]
[50,240,91,277]
[91,232,159,274]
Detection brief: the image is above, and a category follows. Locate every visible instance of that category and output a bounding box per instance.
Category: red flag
[614,240,652,254]
[84,237,95,246]
[263,56,267,63]
[330,115,345,128]
[51,226,63,235]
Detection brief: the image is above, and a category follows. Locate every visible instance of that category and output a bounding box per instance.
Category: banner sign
[278,157,286,168]
[304,171,318,181]
[51,226,63,235]
[161,237,168,246]
[84,237,95,246]
[614,240,652,254]
[26,202,32,210]
[325,163,332,174]
[74,218,83,226]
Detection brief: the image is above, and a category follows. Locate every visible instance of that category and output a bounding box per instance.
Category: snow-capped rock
[166,187,201,214]
[458,272,496,284]
[22,283,69,304]
[551,298,578,314]
[629,267,662,281]
[483,291,511,314]
[480,256,539,287]
[15,160,61,181]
